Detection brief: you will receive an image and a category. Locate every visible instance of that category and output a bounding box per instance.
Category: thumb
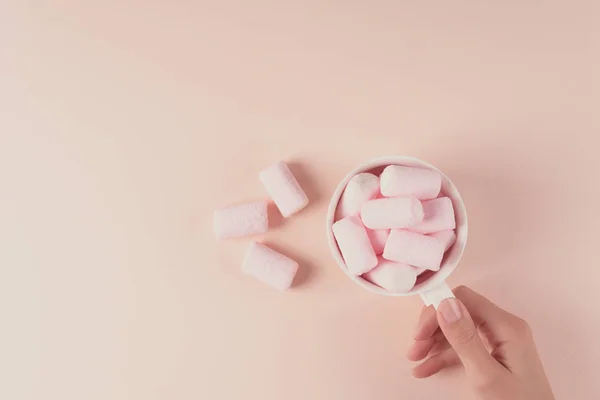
[437,298,501,380]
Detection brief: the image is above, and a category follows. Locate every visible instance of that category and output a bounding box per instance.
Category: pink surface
[1,2,600,400]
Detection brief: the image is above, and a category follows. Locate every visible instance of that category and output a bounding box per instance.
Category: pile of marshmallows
[333,165,456,294]
[213,161,307,291]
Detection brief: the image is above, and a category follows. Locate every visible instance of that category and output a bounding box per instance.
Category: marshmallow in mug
[383,229,446,271]
[366,228,390,255]
[336,172,380,219]
[361,197,424,230]
[327,156,468,307]
[363,257,418,293]
[332,216,378,276]
[410,197,456,234]
[429,230,457,251]
[380,165,442,199]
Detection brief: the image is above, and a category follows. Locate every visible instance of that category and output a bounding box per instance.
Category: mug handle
[420,282,455,309]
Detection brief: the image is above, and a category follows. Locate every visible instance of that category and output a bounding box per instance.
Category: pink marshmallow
[213,200,268,239]
[332,216,378,275]
[366,229,390,255]
[412,267,428,275]
[383,230,445,271]
[259,161,308,217]
[380,165,442,200]
[336,173,380,219]
[242,242,298,291]
[429,229,456,251]
[410,197,456,234]
[363,257,417,293]
[360,197,424,230]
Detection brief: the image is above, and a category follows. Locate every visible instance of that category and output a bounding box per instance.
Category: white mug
[325,156,468,308]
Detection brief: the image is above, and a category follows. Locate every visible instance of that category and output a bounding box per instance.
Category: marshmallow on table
[361,197,424,230]
[336,173,380,219]
[242,242,298,291]
[410,197,456,234]
[214,200,268,239]
[366,229,389,255]
[383,230,446,271]
[332,216,378,275]
[380,165,442,200]
[363,257,417,293]
[260,161,308,217]
[429,229,456,251]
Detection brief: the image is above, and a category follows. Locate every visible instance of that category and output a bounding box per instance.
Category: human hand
[407,286,555,400]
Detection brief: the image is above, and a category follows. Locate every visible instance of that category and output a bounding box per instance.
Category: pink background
[1,2,599,399]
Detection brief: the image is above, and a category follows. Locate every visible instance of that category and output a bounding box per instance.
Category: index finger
[452,286,522,338]
[413,304,439,340]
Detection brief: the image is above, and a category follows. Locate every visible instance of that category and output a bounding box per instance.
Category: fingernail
[439,298,462,323]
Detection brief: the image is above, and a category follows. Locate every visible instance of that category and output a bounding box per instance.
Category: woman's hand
[408,286,555,400]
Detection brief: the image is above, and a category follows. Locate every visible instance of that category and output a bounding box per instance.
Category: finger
[412,349,461,379]
[453,286,522,340]
[437,298,503,381]
[407,330,447,361]
[413,305,439,340]
[429,339,452,356]
[407,337,436,361]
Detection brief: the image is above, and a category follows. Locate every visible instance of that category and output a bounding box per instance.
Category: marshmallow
[363,257,417,293]
[380,165,442,200]
[260,161,308,217]
[361,197,424,230]
[383,230,445,271]
[336,173,380,219]
[214,200,268,239]
[366,229,390,255]
[429,229,456,251]
[410,197,456,234]
[332,216,378,275]
[412,267,428,275]
[242,242,298,291]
